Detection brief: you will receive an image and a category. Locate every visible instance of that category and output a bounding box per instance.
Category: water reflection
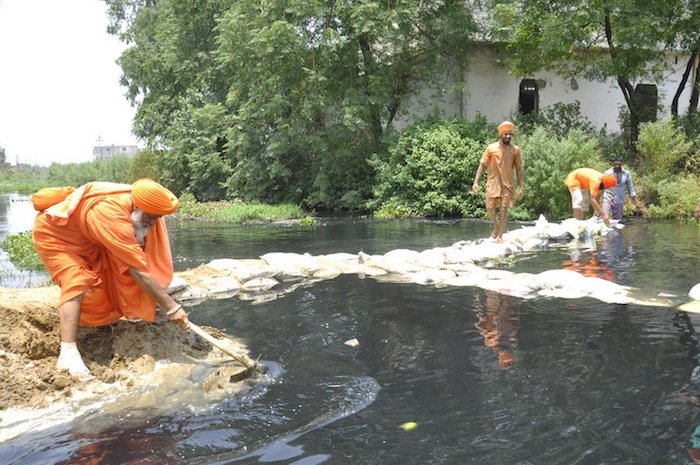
[473,291,520,369]
[563,250,616,281]
[561,231,625,282]
[55,430,183,465]
[690,424,700,464]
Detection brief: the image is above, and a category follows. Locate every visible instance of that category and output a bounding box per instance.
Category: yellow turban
[131,179,179,215]
[498,121,515,135]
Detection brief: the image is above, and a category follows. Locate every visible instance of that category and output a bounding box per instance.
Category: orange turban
[601,174,617,189]
[498,121,515,135]
[131,179,179,215]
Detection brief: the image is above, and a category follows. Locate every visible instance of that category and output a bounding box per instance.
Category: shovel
[186,320,260,372]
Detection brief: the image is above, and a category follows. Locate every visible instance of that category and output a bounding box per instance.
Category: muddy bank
[0,286,240,412]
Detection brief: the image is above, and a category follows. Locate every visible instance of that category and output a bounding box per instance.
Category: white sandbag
[690,284,700,301]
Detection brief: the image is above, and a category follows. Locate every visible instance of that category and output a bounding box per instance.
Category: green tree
[490,0,684,152]
[126,149,164,183]
[104,0,478,208]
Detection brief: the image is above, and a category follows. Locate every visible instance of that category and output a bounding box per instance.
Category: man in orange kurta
[563,168,617,226]
[472,121,524,243]
[32,179,188,378]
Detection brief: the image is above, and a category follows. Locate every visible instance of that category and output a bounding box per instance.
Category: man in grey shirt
[602,157,643,220]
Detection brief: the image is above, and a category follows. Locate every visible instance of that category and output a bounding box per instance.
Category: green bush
[0,231,44,271]
[637,118,693,179]
[677,113,700,176]
[307,139,376,211]
[641,174,700,219]
[177,193,307,222]
[516,101,597,138]
[370,119,485,217]
[370,118,608,220]
[517,127,606,219]
[446,113,498,147]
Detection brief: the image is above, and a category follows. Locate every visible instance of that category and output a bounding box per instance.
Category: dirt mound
[0,286,219,411]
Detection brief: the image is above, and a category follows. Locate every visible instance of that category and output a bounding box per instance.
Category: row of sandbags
[167,216,698,309]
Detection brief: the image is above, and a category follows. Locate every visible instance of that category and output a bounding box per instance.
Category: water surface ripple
[1,195,700,464]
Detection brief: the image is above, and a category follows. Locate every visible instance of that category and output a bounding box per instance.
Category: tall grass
[177,195,308,223]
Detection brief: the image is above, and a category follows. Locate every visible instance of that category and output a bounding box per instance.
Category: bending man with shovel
[32,179,188,378]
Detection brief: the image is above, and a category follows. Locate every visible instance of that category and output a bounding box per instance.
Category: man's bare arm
[515,155,524,199]
[472,163,485,194]
[129,267,188,322]
[589,196,610,226]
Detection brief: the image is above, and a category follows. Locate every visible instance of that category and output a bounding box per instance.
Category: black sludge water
[1,195,700,464]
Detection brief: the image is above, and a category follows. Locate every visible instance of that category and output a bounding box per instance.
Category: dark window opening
[519,79,539,115]
[635,83,658,123]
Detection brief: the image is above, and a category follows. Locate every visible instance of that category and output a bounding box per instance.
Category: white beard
[131,208,150,247]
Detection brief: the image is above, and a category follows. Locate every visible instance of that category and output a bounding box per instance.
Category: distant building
[93,145,139,161]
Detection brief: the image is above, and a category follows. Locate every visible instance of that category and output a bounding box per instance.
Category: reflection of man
[474,291,519,369]
[562,251,615,282]
[690,427,700,464]
[602,157,642,220]
[471,121,524,243]
[563,168,617,226]
[32,179,188,378]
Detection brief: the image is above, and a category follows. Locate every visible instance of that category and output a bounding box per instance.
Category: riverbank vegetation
[2,107,699,221]
[0,231,44,271]
[177,193,310,223]
[2,1,700,221]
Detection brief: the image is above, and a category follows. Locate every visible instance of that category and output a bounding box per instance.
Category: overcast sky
[0,0,139,166]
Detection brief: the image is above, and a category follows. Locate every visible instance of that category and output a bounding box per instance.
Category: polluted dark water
[2,193,700,464]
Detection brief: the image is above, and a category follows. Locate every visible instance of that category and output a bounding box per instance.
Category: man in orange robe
[32,179,188,378]
[472,121,524,243]
[563,168,617,226]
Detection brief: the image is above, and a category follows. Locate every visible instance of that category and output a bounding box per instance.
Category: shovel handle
[186,320,257,370]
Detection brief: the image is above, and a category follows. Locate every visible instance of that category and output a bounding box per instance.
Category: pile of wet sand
[0,286,226,411]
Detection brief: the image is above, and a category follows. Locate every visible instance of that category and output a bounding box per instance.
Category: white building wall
[393,74,464,131]
[462,45,694,133]
[463,47,520,122]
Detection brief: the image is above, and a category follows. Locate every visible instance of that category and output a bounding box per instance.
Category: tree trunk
[616,77,641,156]
[691,54,700,114]
[605,10,640,155]
[628,99,641,158]
[672,50,697,119]
[358,34,384,151]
